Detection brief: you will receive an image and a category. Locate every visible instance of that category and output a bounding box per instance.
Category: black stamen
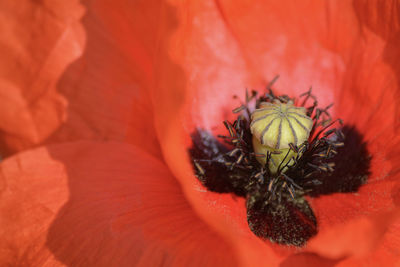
[189,82,370,247]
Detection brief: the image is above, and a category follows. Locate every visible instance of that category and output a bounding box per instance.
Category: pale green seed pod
[250,101,313,173]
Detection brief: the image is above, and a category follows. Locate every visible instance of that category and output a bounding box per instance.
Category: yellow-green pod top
[250,101,313,149]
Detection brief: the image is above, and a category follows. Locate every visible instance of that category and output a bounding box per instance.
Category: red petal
[210,0,358,105]
[306,1,400,258]
[1,1,165,159]
[0,0,85,156]
[353,0,400,41]
[280,252,342,267]
[214,0,400,137]
[0,142,236,266]
[335,216,400,266]
[47,1,167,159]
[154,0,400,264]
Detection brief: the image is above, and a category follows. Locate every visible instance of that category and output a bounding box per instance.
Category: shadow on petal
[45,142,238,266]
[0,142,238,266]
[0,0,85,157]
[353,0,400,129]
[41,1,240,266]
[280,252,342,267]
[47,0,176,159]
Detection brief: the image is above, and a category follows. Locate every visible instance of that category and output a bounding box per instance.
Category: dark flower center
[189,78,371,246]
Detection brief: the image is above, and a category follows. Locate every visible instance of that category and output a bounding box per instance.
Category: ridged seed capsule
[250,101,313,174]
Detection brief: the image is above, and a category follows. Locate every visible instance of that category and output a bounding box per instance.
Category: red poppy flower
[1,0,400,266]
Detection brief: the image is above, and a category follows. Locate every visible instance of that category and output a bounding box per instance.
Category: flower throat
[189,77,370,246]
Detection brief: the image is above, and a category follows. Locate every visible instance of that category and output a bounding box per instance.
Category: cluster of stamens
[203,83,344,202]
[189,77,354,246]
